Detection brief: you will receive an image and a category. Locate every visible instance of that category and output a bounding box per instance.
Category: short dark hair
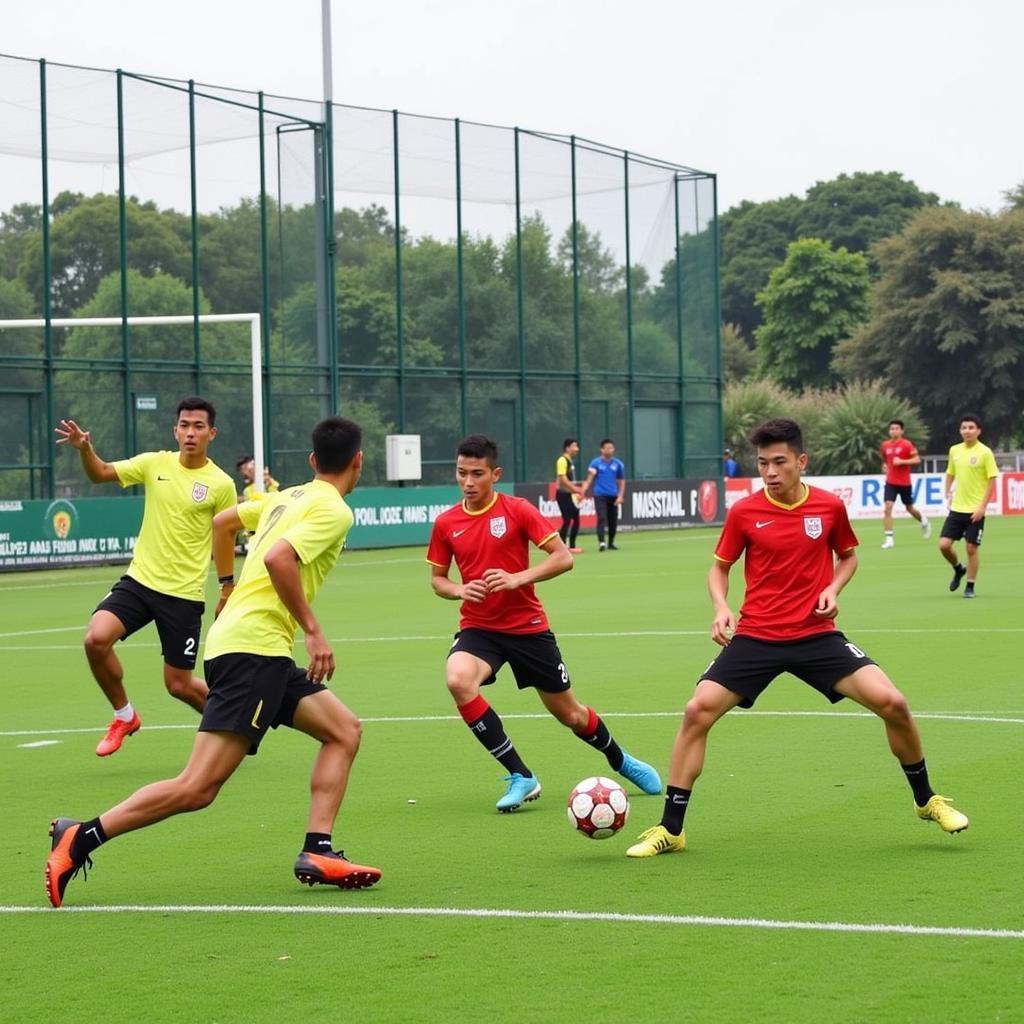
[749,417,804,454]
[889,419,904,429]
[312,416,362,473]
[599,438,614,447]
[235,454,254,470]
[457,433,499,467]
[960,413,982,430]
[176,396,216,426]
[562,437,577,450]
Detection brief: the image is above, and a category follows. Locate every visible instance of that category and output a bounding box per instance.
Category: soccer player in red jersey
[880,419,929,548]
[626,418,969,858]
[427,434,662,812]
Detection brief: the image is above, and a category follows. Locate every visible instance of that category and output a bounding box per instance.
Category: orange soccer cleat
[96,712,141,757]
[293,849,381,889]
[45,817,92,908]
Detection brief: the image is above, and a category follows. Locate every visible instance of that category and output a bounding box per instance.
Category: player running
[879,419,929,548]
[46,417,380,907]
[427,433,661,813]
[55,398,236,756]
[626,418,969,859]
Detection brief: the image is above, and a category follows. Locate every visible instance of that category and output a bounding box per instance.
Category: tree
[756,238,870,391]
[832,205,1024,446]
[799,172,940,259]
[721,322,756,383]
[1003,182,1024,212]
[18,192,191,317]
[720,173,941,341]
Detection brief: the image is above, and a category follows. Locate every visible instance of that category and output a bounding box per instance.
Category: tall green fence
[0,52,721,502]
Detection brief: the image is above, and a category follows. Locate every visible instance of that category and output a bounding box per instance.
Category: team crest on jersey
[489,515,507,538]
[191,482,209,503]
[803,516,823,539]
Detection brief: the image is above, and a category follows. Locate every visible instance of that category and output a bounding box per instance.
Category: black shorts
[883,483,914,506]
[698,631,876,709]
[201,653,326,755]
[95,575,205,670]
[448,628,571,693]
[941,511,985,546]
[556,490,579,520]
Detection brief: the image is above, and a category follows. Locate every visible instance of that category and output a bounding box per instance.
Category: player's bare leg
[290,689,379,888]
[162,664,208,712]
[965,541,980,587]
[291,690,362,833]
[834,664,969,832]
[101,730,250,838]
[834,665,922,763]
[671,679,744,788]
[938,536,959,567]
[83,610,129,709]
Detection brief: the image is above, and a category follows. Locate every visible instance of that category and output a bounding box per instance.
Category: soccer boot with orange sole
[46,817,92,908]
[96,711,141,757]
[294,849,381,889]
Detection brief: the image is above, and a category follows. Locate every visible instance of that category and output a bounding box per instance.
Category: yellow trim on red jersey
[461,493,500,516]
[763,482,810,511]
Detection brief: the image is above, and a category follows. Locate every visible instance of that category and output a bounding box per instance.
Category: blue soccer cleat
[496,773,541,813]
[617,752,663,795]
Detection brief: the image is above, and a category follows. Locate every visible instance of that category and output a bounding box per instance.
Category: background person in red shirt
[427,434,661,813]
[880,418,930,548]
[626,417,969,859]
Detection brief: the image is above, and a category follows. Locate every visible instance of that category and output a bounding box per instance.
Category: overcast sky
[3,0,1019,215]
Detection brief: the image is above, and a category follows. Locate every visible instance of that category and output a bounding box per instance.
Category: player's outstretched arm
[264,538,334,682]
[54,419,119,483]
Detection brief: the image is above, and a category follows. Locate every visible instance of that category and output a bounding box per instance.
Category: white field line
[0,903,1018,939]
[3,709,1021,739]
[3,625,1024,645]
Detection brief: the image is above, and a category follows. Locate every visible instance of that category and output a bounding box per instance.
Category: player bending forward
[428,434,662,813]
[626,418,969,859]
[46,417,380,907]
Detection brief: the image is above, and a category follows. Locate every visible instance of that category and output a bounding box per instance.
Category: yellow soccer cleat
[625,824,686,858]
[916,795,969,834]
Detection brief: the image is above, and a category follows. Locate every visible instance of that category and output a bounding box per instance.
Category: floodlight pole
[322,0,334,106]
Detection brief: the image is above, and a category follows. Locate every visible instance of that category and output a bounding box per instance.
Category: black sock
[569,521,579,547]
[574,709,624,771]
[71,817,107,861]
[660,786,691,835]
[459,697,532,777]
[303,832,333,854]
[901,759,935,806]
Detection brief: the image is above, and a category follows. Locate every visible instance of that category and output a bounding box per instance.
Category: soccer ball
[567,776,629,839]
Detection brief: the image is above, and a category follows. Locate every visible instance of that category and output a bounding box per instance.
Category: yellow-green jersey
[242,477,280,502]
[204,479,353,660]
[946,441,998,513]
[113,450,236,601]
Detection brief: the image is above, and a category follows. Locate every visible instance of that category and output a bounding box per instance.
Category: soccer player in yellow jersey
[45,417,381,907]
[55,398,236,756]
[236,453,280,502]
[938,413,999,598]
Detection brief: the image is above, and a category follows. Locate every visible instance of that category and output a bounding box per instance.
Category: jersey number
[251,504,286,553]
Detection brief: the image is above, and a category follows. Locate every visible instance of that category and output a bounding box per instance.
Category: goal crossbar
[0,313,266,492]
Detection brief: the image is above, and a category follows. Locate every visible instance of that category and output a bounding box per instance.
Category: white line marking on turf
[0,904,1019,938]
[2,709,1020,739]
[16,739,61,748]
[3,625,1024,647]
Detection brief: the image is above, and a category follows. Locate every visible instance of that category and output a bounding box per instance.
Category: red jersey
[427,492,559,634]
[714,484,859,641]
[880,438,918,486]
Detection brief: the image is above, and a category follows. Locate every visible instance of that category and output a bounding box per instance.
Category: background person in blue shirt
[581,439,626,550]
[724,448,739,478]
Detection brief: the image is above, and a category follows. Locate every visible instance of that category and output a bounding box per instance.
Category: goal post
[0,313,266,493]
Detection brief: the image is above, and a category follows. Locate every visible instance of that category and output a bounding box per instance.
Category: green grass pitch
[2,517,1021,1022]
